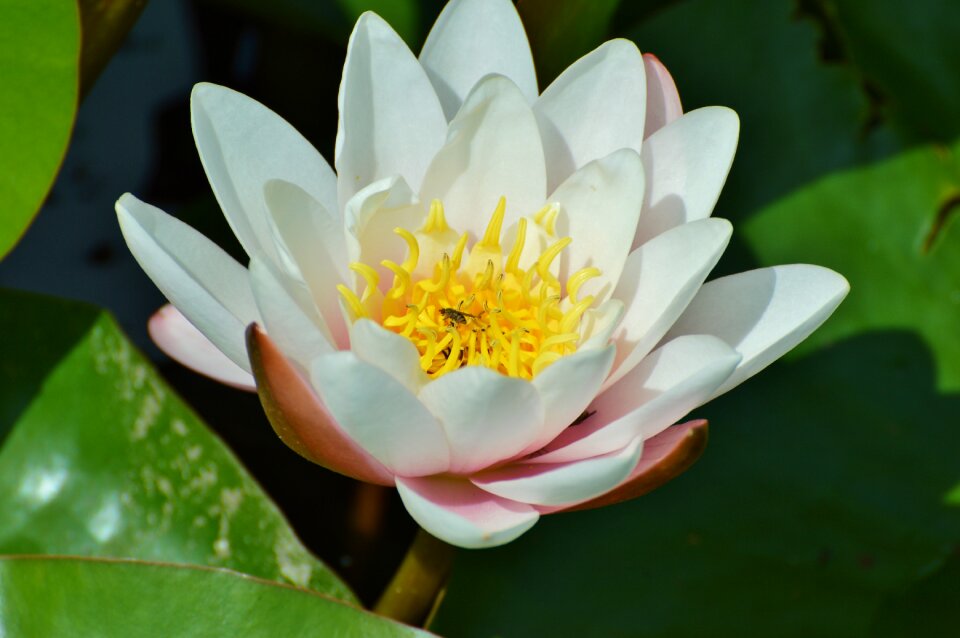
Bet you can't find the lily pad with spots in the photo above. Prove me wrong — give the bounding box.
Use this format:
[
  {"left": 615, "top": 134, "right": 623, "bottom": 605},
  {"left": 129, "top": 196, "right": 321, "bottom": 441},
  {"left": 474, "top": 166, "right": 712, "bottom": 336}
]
[{"left": 0, "top": 288, "right": 355, "bottom": 602}]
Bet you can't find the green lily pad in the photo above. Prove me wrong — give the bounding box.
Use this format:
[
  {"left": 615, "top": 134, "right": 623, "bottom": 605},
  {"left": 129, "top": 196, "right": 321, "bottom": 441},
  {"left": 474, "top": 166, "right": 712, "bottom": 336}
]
[
  {"left": 0, "top": 556, "right": 431, "bottom": 637},
  {"left": 434, "top": 331, "right": 960, "bottom": 636},
  {"left": 744, "top": 139, "right": 960, "bottom": 391},
  {"left": 0, "top": 1, "right": 80, "bottom": 259},
  {"left": 0, "top": 289, "right": 355, "bottom": 602},
  {"left": 517, "top": 0, "right": 623, "bottom": 87}
]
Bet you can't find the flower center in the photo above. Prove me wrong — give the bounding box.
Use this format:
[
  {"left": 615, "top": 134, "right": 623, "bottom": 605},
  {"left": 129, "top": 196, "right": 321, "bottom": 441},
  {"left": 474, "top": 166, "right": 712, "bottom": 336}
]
[{"left": 338, "top": 198, "right": 601, "bottom": 380}]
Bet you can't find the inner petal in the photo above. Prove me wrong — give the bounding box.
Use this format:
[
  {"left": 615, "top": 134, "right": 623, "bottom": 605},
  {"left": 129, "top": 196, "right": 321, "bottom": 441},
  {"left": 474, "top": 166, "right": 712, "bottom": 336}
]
[{"left": 338, "top": 197, "right": 603, "bottom": 380}]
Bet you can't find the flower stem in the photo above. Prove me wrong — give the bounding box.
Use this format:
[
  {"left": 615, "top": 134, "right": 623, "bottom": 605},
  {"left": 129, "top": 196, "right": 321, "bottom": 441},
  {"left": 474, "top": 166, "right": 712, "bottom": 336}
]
[{"left": 374, "top": 528, "right": 455, "bottom": 627}]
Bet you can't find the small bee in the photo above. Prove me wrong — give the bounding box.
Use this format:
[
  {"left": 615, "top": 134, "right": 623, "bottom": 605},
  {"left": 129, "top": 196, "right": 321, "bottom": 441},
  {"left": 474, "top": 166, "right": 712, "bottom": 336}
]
[
  {"left": 440, "top": 307, "right": 476, "bottom": 326},
  {"left": 440, "top": 300, "right": 478, "bottom": 326}
]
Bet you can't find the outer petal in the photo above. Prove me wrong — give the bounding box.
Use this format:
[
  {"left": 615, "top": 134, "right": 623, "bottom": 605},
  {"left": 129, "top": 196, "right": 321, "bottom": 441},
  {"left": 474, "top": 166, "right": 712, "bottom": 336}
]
[
  {"left": 663, "top": 264, "right": 850, "bottom": 399},
  {"left": 249, "top": 258, "right": 334, "bottom": 371},
  {"left": 191, "top": 83, "right": 337, "bottom": 264},
  {"left": 116, "top": 194, "right": 258, "bottom": 371},
  {"left": 551, "top": 148, "right": 645, "bottom": 301},
  {"left": 472, "top": 436, "right": 643, "bottom": 507},
  {"left": 350, "top": 319, "right": 427, "bottom": 393},
  {"left": 534, "top": 335, "right": 738, "bottom": 464},
  {"left": 521, "top": 346, "right": 616, "bottom": 454},
  {"left": 396, "top": 476, "right": 539, "bottom": 549},
  {"left": 606, "top": 218, "right": 732, "bottom": 389},
  {"left": 544, "top": 419, "right": 709, "bottom": 514},
  {"left": 336, "top": 12, "right": 447, "bottom": 207},
  {"left": 418, "top": 368, "right": 544, "bottom": 474},
  {"left": 263, "top": 180, "right": 349, "bottom": 348},
  {"left": 247, "top": 325, "right": 394, "bottom": 485},
  {"left": 534, "top": 39, "right": 646, "bottom": 191},
  {"left": 632, "top": 106, "right": 740, "bottom": 248},
  {"left": 310, "top": 351, "right": 450, "bottom": 477},
  {"left": 419, "top": 75, "right": 546, "bottom": 239},
  {"left": 148, "top": 305, "right": 255, "bottom": 391},
  {"left": 642, "top": 53, "right": 682, "bottom": 139},
  {"left": 419, "top": 0, "right": 537, "bottom": 120}
]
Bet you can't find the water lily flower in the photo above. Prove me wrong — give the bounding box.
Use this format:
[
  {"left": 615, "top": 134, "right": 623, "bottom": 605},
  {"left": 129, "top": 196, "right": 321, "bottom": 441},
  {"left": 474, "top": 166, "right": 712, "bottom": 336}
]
[{"left": 116, "top": 0, "right": 848, "bottom": 548}]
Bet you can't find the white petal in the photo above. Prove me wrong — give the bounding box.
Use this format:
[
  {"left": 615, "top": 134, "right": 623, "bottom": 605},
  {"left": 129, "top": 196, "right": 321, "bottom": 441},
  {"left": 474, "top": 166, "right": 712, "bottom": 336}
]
[
  {"left": 343, "top": 176, "right": 426, "bottom": 285},
  {"left": 420, "top": 75, "right": 546, "bottom": 239},
  {"left": 263, "top": 180, "right": 348, "bottom": 347},
  {"left": 471, "top": 436, "right": 643, "bottom": 507},
  {"left": 336, "top": 12, "right": 447, "bottom": 206},
  {"left": 116, "top": 194, "right": 258, "bottom": 371},
  {"left": 633, "top": 106, "right": 740, "bottom": 248},
  {"left": 419, "top": 0, "right": 537, "bottom": 120},
  {"left": 642, "top": 53, "right": 682, "bottom": 139},
  {"left": 148, "top": 305, "right": 255, "bottom": 391},
  {"left": 249, "top": 258, "right": 334, "bottom": 372},
  {"left": 523, "top": 346, "right": 615, "bottom": 454},
  {"left": 552, "top": 148, "right": 645, "bottom": 302},
  {"left": 535, "top": 335, "right": 739, "bottom": 464},
  {"left": 191, "top": 83, "right": 337, "bottom": 264},
  {"left": 605, "top": 218, "right": 732, "bottom": 390},
  {"left": 310, "top": 351, "right": 450, "bottom": 476},
  {"left": 418, "top": 367, "right": 544, "bottom": 474},
  {"left": 663, "top": 264, "right": 850, "bottom": 399},
  {"left": 350, "top": 319, "right": 427, "bottom": 393},
  {"left": 534, "top": 39, "right": 646, "bottom": 191},
  {"left": 396, "top": 476, "right": 539, "bottom": 549}
]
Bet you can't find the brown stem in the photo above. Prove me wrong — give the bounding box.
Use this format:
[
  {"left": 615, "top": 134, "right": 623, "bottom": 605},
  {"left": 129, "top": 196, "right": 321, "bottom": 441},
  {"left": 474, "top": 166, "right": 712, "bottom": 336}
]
[{"left": 374, "top": 528, "right": 456, "bottom": 628}]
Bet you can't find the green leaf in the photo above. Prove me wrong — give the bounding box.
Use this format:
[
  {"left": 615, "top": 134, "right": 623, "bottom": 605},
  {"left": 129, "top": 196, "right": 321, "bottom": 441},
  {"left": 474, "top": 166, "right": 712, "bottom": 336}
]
[
  {"left": 434, "top": 331, "right": 960, "bottom": 636},
  {"left": 0, "top": 289, "right": 355, "bottom": 602},
  {"left": 626, "top": 0, "right": 887, "bottom": 217},
  {"left": 743, "top": 139, "right": 960, "bottom": 391},
  {"left": 825, "top": 0, "right": 960, "bottom": 144},
  {"left": 518, "top": 0, "right": 623, "bottom": 88},
  {"left": 0, "top": 556, "right": 431, "bottom": 637},
  {"left": 0, "top": 1, "right": 80, "bottom": 258}
]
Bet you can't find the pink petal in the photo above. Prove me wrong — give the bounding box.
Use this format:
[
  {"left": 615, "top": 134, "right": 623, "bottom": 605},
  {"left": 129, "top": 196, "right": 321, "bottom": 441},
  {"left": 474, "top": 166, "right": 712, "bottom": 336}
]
[
  {"left": 471, "top": 437, "right": 643, "bottom": 507},
  {"left": 642, "top": 53, "right": 683, "bottom": 138},
  {"left": 396, "top": 476, "right": 539, "bottom": 549},
  {"left": 148, "top": 305, "right": 255, "bottom": 391},
  {"left": 246, "top": 324, "right": 394, "bottom": 486},
  {"left": 541, "top": 419, "right": 709, "bottom": 514}
]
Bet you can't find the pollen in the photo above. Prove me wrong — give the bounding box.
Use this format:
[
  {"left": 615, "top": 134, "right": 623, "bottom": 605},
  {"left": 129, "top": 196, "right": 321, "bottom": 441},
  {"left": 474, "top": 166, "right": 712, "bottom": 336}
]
[{"left": 339, "top": 197, "right": 600, "bottom": 380}]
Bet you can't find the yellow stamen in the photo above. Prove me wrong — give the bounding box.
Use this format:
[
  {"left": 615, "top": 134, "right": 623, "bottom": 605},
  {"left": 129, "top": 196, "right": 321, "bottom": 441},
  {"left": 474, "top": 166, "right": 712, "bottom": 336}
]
[
  {"left": 337, "top": 284, "right": 366, "bottom": 320},
  {"left": 479, "top": 197, "right": 506, "bottom": 248},
  {"left": 394, "top": 227, "right": 420, "bottom": 272},
  {"left": 349, "top": 263, "right": 380, "bottom": 303},
  {"left": 505, "top": 217, "right": 527, "bottom": 275},
  {"left": 341, "top": 197, "right": 602, "bottom": 380},
  {"left": 567, "top": 267, "right": 602, "bottom": 304}
]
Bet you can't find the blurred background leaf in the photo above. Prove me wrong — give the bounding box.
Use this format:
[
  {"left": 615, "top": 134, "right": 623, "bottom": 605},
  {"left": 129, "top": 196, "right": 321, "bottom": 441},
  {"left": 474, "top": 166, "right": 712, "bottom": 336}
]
[
  {"left": 744, "top": 139, "right": 960, "bottom": 389},
  {"left": 0, "top": 0, "right": 80, "bottom": 259},
  {"left": 818, "top": 0, "right": 960, "bottom": 144},
  {"left": 0, "top": 556, "right": 430, "bottom": 637},
  {"left": 0, "top": 289, "right": 354, "bottom": 602},
  {"left": 517, "top": 0, "right": 623, "bottom": 88}
]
